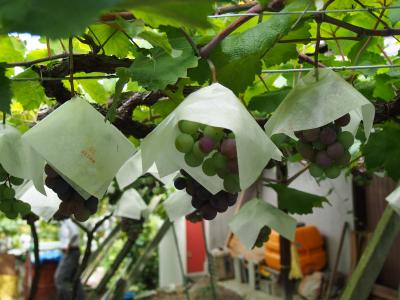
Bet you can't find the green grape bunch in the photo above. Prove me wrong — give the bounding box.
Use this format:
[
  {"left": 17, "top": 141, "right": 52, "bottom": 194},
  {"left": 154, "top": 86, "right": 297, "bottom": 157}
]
[
  {"left": 175, "top": 170, "right": 237, "bottom": 221},
  {"left": 0, "top": 164, "right": 31, "bottom": 219},
  {"left": 294, "top": 113, "right": 354, "bottom": 179},
  {"left": 175, "top": 120, "right": 240, "bottom": 193}
]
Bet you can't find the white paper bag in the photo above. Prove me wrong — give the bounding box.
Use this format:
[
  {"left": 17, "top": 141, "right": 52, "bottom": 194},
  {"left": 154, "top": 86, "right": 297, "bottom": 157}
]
[
  {"left": 114, "top": 188, "right": 147, "bottom": 220},
  {"left": 265, "top": 68, "right": 375, "bottom": 139},
  {"left": 23, "top": 97, "right": 135, "bottom": 199},
  {"left": 141, "top": 83, "right": 282, "bottom": 194}
]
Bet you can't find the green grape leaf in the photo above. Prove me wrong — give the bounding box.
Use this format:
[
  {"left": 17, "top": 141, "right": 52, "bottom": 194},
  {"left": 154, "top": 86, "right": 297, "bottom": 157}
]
[
  {"left": 389, "top": 0, "right": 400, "bottom": 25},
  {"left": 248, "top": 88, "right": 290, "bottom": 114},
  {"left": 0, "top": 35, "right": 25, "bottom": 62},
  {"left": 373, "top": 74, "right": 396, "bottom": 102},
  {"left": 106, "top": 68, "right": 130, "bottom": 122},
  {"left": 11, "top": 68, "right": 47, "bottom": 110},
  {"left": 0, "top": 0, "right": 122, "bottom": 38},
  {"left": 125, "top": 0, "right": 213, "bottom": 29},
  {"left": 263, "top": 43, "right": 298, "bottom": 67},
  {"left": 116, "top": 19, "right": 179, "bottom": 57},
  {"left": 77, "top": 73, "right": 108, "bottom": 104},
  {"left": 268, "top": 184, "right": 329, "bottom": 215},
  {"left": 210, "top": 0, "right": 311, "bottom": 94},
  {"left": 88, "top": 24, "right": 136, "bottom": 58},
  {"left": 129, "top": 29, "right": 198, "bottom": 90},
  {"left": 363, "top": 123, "right": 400, "bottom": 180},
  {"left": 0, "top": 64, "right": 12, "bottom": 113}
]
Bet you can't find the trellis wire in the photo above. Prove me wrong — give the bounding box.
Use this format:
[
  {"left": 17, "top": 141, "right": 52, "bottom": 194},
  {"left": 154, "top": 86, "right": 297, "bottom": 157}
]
[
  {"left": 8, "top": 64, "right": 400, "bottom": 82},
  {"left": 209, "top": 5, "right": 400, "bottom": 18},
  {"left": 261, "top": 64, "right": 400, "bottom": 73}
]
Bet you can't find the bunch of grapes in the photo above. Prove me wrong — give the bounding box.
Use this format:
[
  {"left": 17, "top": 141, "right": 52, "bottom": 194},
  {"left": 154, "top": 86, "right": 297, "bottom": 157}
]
[
  {"left": 253, "top": 226, "right": 271, "bottom": 248},
  {"left": 175, "top": 120, "right": 240, "bottom": 193},
  {"left": 44, "top": 165, "right": 99, "bottom": 222},
  {"left": 120, "top": 217, "right": 144, "bottom": 234},
  {"left": 174, "top": 170, "right": 237, "bottom": 221},
  {"left": 294, "top": 113, "right": 354, "bottom": 179},
  {"left": 0, "top": 164, "right": 31, "bottom": 219}
]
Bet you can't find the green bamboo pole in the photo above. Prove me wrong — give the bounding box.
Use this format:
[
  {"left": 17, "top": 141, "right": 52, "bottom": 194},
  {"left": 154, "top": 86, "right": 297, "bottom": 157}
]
[{"left": 341, "top": 205, "right": 400, "bottom": 300}]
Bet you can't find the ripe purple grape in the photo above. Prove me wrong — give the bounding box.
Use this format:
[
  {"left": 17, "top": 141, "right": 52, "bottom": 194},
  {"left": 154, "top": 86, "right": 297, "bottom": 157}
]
[
  {"left": 294, "top": 131, "right": 305, "bottom": 141},
  {"left": 220, "top": 139, "right": 237, "bottom": 159},
  {"left": 210, "top": 197, "right": 228, "bottom": 213},
  {"left": 85, "top": 197, "right": 99, "bottom": 214},
  {"left": 227, "top": 159, "right": 239, "bottom": 174},
  {"left": 315, "top": 151, "right": 333, "bottom": 168},
  {"left": 327, "top": 142, "right": 345, "bottom": 160},
  {"left": 192, "top": 197, "right": 207, "bottom": 209},
  {"left": 198, "top": 136, "right": 214, "bottom": 154},
  {"left": 44, "top": 164, "right": 58, "bottom": 179},
  {"left": 319, "top": 127, "right": 337, "bottom": 145},
  {"left": 302, "top": 128, "right": 320, "bottom": 142},
  {"left": 199, "top": 203, "right": 217, "bottom": 220},
  {"left": 335, "top": 113, "right": 350, "bottom": 127},
  {"left": 174, "top": 177, "right": 187, "bottom": 190}
]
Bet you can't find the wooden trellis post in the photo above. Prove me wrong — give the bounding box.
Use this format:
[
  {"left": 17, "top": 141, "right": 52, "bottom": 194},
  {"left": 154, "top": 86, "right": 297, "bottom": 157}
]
[{"left": 340, "top": 205, "right": 400, "bottom": 300}]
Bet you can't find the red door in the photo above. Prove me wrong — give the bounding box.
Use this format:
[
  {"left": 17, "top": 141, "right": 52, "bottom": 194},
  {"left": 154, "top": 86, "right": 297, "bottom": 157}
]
[{"left": 186, "top": 220, "right": 206, "bottom": 273}]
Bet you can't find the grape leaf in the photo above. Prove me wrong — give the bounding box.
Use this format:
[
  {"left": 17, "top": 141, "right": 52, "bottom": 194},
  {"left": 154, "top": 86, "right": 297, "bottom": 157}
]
[
  {"left": 129, "top": 29, "right": 198, "bottom": 90},
  {"left": 0, "top": 35, "right": 25, "bottom": 62},
  {"left": 210, "top": 0, "right": 311, "bottom": 94},
  {"left": 263, "top": 43, "right": 298, "bottom": 67},
  {"left": 106, "top": 68, "right": 130, "bottom": 122},
  {"left": 77, "top": 73, "right": 108, "bottom": 104},
  {"left": 0, "top": 0, "right": 122, "bottom": 38},
  {"left": 268, "top": 184, "right": 329, "bottom": 215},
  {"left": 373, "top": 74, "right": 395, "bottom": 102},
  {"left": 116, "top": 19, "right": 179, "bottom": 57},
  {"left": 248, "top": 88, "right": 290, "bottom": 114},
  {"left": 363, "top": 123, "right": 400, "bottom": 180},
  {"left": 11, "top": 68, "right": 47, "bottom": 110},
  {"left": 125, "top": 0, "right": 214, "bottom": 29},
  {"left": 89, "top": 24, "right": 136, "bottom": 58},
  {"left": 389, "top": 0, "right": 400, "bottom": 25},
  {"left": 0, "top": 64, "right": 12, "bottom": 113}
]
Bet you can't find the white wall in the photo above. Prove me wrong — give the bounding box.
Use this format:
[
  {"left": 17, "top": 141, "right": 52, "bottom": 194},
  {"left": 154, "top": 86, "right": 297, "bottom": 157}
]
[
  {"left": 262, "top": 164, "right": 354, "bottom": 274},
  {"left": 158, "top": 217, "right": 187, "bottom": 287}
]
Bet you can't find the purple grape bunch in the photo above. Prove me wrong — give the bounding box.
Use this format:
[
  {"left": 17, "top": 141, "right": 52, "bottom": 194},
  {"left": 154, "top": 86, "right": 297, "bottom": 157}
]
[
  {"left": 294, "top": 113, "right": 354, "bottom": 179},
  {"left": 174, "top": 170, "right": 238, "bottom": 221},
  {"left": 175, "top": 120, "right": 240, "bottom": 193},
  {"left": 45, "top": 165, "right": 99, "bottom": 221}
]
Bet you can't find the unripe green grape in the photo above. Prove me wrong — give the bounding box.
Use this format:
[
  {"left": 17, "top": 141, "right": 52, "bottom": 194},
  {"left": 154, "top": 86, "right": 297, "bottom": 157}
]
[
  {"left": 212, "top": 152, "right": 227, "bottom": 171},
  {"left": 216, "top": 167, "right": 229, "bottom": 179},
  {"left": 337, "top": 131, "right": 354, "bottom": 149},
  {"left": 325, "top": 165, "right": 342, "bottom": 179},
  {"left": 223, "top": 174, "right": 240, "bottom": 193},
  {"left": 184, "top": 152, "right": 203, "bottom": 167},
  {"left": 0, "top": 172, "right": 7, "bottom": 182},
  {"left": 309, "top": 164, "right": 324, "bottom": 178},
  {"left": 337, "top": 151, "right": 351, "bottom": 166},
  {"left": 0, "top": 199, "right": 12, "bottom": 213},
  {"left": 15, "top": 200, "right": 31, "bottom": 216},
  {"left": 175, "top": 133, "right": 194, "bottom": 153},
  {"left": 192, "top": 142, "right": 207, "bottom": 159},
  {"left": 203, "top": 126, "right": 224, "bottom": 143},
  {"left": 202, "top": 158, "right": 217, "bottom": 176},
  {"left": 10, "top": 177, "right": 24, "bottom": 186},
  {"left": 6, "top": 209, "right": 18, "bottom": 220},
  {"left": 2, "top": 186, "right": 15, "bottom": 200},
  {"left": 227, "top": 132, "right": 235, "bottom": 139},
  {"left": 178, "top": 120, "right": 201, "bottom": 135},
  {"left": 296, "top": 142, "right": 315, "bottom": 160}
]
